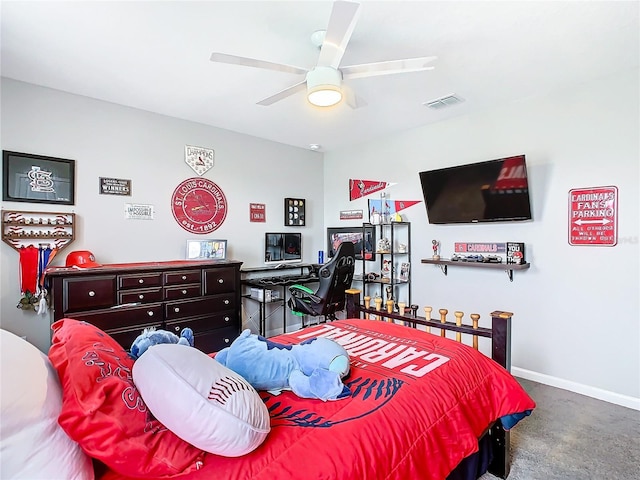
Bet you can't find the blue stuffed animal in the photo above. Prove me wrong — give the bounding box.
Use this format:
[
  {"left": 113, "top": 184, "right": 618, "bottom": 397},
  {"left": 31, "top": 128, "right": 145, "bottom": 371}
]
[
  {"left": 130, "top": 326, "right": 195, "bottom": 359},
  {"left": 214, "top": 329, "right": 351, "bottom": 401}
]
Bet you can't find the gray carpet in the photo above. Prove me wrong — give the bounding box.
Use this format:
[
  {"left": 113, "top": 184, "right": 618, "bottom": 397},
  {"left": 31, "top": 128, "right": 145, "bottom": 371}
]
[{"left": 480, "top": 379, "right": 640, "bottom": 480}]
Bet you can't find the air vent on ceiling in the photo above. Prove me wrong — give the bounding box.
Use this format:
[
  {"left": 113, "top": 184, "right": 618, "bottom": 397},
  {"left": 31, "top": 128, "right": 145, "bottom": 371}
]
[{"left": 423, "top": 94, "right": 464, "bottom": 110}]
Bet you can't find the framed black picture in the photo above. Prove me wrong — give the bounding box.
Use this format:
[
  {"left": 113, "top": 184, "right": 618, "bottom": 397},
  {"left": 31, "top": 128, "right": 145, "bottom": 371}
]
[
  {"left": 327, "top": 225, "right": 376, "bottom": 261},
  {"left": 284, "top": 197, "right": 305, "bottom": 226},
  {"left": 2, "top": 150, "right": 75, "bottom": 205}
]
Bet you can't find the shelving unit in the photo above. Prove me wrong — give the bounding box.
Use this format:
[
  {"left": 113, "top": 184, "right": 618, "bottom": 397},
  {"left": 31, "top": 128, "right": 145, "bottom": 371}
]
[
  {"left": 1, "top": 209, "right": 76, "bottom": 253},
  {"left": 421, "top": 257, "right": 530, "bottom": 282},
  {"left": 357, "top": 221, "right": 412, "bottom": 310}
]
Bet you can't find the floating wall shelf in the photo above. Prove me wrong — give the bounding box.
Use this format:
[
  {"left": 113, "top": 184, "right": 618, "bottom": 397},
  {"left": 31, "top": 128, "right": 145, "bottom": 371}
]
[{"left": 421, "top": 258, "right": 530, "bottom": 282}]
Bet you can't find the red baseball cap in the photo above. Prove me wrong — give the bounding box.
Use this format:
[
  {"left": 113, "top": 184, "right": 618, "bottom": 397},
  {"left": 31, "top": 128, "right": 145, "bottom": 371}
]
[{"left": 65, "top": 250, "right": 102, "bottom": 268}]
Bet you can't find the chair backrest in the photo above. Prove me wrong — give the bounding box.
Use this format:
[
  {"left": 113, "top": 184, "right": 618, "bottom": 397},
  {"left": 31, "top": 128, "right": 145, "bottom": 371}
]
[{"left": 314, "top": 241, "right": 356, "bottom": 316}]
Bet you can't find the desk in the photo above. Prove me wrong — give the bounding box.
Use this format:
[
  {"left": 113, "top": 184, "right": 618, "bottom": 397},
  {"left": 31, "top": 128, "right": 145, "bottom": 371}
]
[{"left": 241, "top": 264, "right": 320, "bottom": 336}]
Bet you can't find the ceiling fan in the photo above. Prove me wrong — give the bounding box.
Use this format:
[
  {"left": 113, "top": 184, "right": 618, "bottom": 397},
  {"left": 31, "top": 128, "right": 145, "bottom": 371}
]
[{"left": 209, "top": 1, "right": 436, "bottom": 108}]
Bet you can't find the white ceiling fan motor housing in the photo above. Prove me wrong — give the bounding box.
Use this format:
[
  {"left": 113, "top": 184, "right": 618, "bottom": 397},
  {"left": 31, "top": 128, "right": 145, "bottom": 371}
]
[{"left": 306, "top": 67, "right": 343, "bottom": 107}]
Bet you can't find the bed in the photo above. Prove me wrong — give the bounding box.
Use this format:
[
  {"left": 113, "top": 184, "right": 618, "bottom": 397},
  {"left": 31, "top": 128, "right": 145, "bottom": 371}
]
[{"left": 1, "top": 290, "right": 534, "bottom": 480}]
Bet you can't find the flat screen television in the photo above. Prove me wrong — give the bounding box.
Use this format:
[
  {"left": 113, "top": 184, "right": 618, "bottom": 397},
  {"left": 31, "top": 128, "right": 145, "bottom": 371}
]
[
  {"left": 419, "top": 155, "right": 533, "bottom": 224},
  {"left": 264, "top": 232, "right": 302, "bottom": 265},
  {"left": 327, "top": 226, "right": 375, "bottom": 261}
]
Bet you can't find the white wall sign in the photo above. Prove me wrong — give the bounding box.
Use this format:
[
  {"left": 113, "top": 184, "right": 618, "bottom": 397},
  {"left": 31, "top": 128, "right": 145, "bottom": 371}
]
[
  {"left": 124, "top": 203, "right": 154, "bottom": 220},
  {"left": 185, "top": 145, "right": 214, "bottom": 176}
]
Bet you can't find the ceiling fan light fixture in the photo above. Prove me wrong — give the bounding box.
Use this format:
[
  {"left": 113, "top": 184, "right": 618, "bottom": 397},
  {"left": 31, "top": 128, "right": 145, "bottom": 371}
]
[
  {"left": 308, "top": 87, "right": 342, "bottom": 107},
  {"left": 306, "top": 67, "right": 343, "bottom": 107}
]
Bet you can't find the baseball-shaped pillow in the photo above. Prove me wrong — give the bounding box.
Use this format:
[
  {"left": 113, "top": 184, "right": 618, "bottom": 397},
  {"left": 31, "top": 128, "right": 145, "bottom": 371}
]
[{"left": 132, "top": 344, "right": 270, "bottom": 457}]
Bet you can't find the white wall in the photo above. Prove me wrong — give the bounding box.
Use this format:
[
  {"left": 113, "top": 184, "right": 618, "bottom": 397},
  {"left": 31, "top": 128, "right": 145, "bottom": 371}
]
[
  {"left": 0, "top": 78, "right": 324, "bottom": 351},
  {"left": 323, "top": 69, "right": 639, "bottom": 408},
  {"left": 2, "top": 70, "right": 638, "bottom": 409}
]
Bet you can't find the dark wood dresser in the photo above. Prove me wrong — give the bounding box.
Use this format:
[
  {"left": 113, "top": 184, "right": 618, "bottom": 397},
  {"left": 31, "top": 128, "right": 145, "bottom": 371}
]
[{"left": 45, "top": 259, "right": 242, "bottom": 353}]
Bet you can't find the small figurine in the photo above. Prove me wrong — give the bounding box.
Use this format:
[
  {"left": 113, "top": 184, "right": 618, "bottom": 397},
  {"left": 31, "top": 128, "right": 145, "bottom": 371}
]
[
  {"left": 385, "top": 285, "right": 393, "bottom": 301},
  {"left": 377, "top": 237, "right": 391, "bottom": 253},
  {"left": 432, "top": 240, "right": 440, "bottom": 260}
]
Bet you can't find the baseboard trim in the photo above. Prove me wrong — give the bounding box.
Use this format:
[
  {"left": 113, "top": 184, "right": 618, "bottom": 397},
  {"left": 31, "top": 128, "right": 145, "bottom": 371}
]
[{"left": 512, "top": 367, "right": 640, "bottom": 411}]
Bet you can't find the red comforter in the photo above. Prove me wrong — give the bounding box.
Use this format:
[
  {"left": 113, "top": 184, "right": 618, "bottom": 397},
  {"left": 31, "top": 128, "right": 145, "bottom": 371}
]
[{"left": 99, "top": 319, "right": 535, "bottom": 480}]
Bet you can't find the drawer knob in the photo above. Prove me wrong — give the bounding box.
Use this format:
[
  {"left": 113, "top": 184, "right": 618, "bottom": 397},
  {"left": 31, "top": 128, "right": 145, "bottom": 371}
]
[
  {"left": 218, "top": 278, "right": 224, "bottom": 284},
  {"left": 174, "top": 326, "right": 180, "bottom": 332},
  {"left": 224, "top": 338, "right": 230, "bottom": 344},
  {"left": 182, "top": 289, "right": 187, "bottom": 295},
  {"left": 147, "top": 311, "right": 154, "bottom": 317},
  {"left": 224, "top": 299, "right": 230, "bottom": 305},
  {"left": 139, "top": 279, "right": 144, "bottom": 284},
  {"left": 181, "top": 275, "right": 187, "bottom": 280},
  {"left": 174, "top": 307, "right": 180, "bottom": 313},
  {"left": 224, "top": 316, "right": 230, "bottom": 322},
  {"left": 138, "top": 294, "right": 144, "bottom": 300},
  {"left": 88, "top": 291, "right": 95, "bottom": 297}
]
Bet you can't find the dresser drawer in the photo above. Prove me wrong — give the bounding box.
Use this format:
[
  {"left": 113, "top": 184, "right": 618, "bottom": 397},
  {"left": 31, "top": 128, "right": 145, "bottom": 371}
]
[
  {"left": 203, "top": 267, "right": 237, "bottom": 295},
  {"left": 118, "top": 287, "right": 163, "bottom": 304},
  {"left": 65, "top": 303, "right": 163, "bottom": 332},
  {"left": 194, "top": 326, "right": 239, "bottom": 354},
  {"left": 165, "top": 294, "right": 235, "bottom": 321},
  {"left": 118, "top": 272, "right": 162, "bottom": 290},
  {"left": 165, "top": 311, "right": 235, "bottom": 337},
  {"left": 63, "top": 275, "right": 116, "bottom": 313},
  {"left": 164, "top": 284, "right": 201, "bottom": 300},
  {"left": 164, "top": 270, "right": 201, "bottom": 286}
]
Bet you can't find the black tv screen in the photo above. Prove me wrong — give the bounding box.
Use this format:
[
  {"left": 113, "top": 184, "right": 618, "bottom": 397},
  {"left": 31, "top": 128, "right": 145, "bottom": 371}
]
[{"left": 419, "top": 155, "right": 532, "bottom": 224}]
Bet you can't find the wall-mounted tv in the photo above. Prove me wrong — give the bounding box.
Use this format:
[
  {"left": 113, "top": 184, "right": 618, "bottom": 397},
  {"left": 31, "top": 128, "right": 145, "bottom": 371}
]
[
  {"left": 419, "top": 155, "right": 533, "bottom": 224},
  {"left": 264, "top": 232, "right": 302, "bottom": 265}
]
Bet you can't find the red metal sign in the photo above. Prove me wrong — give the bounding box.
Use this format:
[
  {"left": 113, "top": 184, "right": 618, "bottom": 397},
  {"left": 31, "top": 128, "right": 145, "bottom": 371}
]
[
  {"left": 171, "top": 178, "right": 227, "bottom": 234},
  {"left": 454, "top": 242, "right": 506, "bottom": 254},
  {"left": 250, "top": 203, "right": 266, "bottom": 222},
  {"left": 569, "top": 186, "right": 617, "bottom": 246}
]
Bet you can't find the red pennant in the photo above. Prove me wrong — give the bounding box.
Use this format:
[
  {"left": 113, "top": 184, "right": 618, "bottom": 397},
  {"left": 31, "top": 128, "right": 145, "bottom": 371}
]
[
  {"left": 349, "top": 179, "right": 395, "bottom": 201},
  {"left": 393, "top": 200, "right": 421, "bottom": 212}
]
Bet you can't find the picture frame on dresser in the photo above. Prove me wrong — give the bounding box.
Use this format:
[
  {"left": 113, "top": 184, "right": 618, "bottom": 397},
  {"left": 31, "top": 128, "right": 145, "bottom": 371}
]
[
  {"left": 186, "top": 239, "right": 227, "bottom": 260},
  {"left": 2, "top": 150, "right": 75, "bottom": 205}
]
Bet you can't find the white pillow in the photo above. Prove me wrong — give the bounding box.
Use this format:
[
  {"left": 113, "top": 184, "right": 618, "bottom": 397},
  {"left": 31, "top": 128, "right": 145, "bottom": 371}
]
[
  {"left": 0, "top": 329, "right": 94, "bottom": 480},
  {"left": 132, "top": 344, "right": 270, "bottom": 457}
]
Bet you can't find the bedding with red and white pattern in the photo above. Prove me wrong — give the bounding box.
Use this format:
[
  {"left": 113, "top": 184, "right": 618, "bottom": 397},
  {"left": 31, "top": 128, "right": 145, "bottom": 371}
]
[{"left": 98, "top": 319, "right": 535, "bottom": 480}]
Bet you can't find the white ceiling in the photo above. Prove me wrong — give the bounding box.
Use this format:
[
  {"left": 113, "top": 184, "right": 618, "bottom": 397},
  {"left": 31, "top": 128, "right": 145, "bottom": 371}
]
[{"left": 1, "top": 1, "right": 638, "bottom": 152}]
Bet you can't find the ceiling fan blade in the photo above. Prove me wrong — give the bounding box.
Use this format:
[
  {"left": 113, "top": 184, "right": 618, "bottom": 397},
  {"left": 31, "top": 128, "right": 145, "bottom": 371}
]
[
  {"left": 317, "top": 1, "right": 361, "bottom": 69},
  {"left": 341, "top": 56, "right": 437, "bottom": 80},
  {"left": 210, "top": 52, "right": 308, "bottom": 76},
  {"left": 343, "top": 84, "right": 367, "bottom": 109},
  {"left": 256, "top": 80, "right": 307, "bottom": 106}
]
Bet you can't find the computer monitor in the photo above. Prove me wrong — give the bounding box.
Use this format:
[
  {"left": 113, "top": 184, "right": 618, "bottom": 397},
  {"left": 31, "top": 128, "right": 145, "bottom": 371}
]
[{"left": 264, "top": 232, "right": 302, "bottom": 265}]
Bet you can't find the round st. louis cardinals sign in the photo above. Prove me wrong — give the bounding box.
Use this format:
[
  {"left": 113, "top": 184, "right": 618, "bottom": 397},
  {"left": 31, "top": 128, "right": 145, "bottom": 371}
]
[{"left": 171, "top": 178, "right": 228, "bottom": 234}]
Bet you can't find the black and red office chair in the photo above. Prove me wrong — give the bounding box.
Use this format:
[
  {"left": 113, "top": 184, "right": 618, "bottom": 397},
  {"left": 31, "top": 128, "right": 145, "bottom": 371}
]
[{"left": 288, "top": 241, "right": 355, "bottom": 322}]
